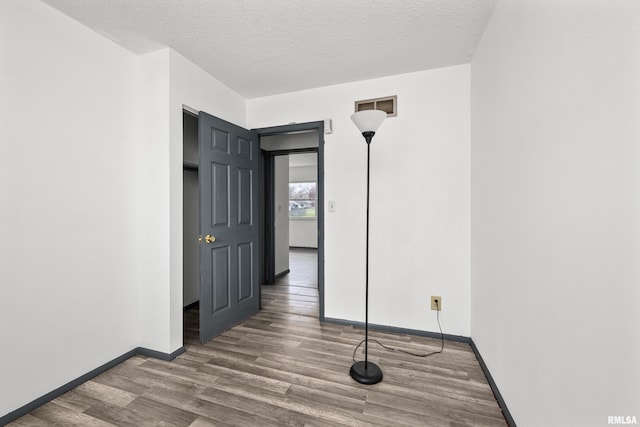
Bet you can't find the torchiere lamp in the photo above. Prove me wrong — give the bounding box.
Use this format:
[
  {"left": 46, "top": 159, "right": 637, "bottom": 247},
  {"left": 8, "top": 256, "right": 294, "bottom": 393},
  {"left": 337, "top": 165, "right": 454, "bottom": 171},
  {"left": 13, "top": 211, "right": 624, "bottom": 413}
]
[{"left": 349, "top": 109, "right": 387, "bottom": 385}]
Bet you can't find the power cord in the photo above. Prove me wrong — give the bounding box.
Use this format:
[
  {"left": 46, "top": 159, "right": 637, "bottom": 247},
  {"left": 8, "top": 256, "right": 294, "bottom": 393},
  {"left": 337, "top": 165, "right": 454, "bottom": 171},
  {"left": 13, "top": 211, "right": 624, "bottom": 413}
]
[{"left": 352, "top": 300, "right": 444, "bottom": 362}]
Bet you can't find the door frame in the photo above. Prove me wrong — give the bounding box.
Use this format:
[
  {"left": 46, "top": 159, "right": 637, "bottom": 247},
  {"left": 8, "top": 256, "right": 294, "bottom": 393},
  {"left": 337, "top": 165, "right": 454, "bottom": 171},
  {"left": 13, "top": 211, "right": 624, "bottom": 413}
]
[{"left": 255, "top": 121, "right": 325, "bottom": 321}]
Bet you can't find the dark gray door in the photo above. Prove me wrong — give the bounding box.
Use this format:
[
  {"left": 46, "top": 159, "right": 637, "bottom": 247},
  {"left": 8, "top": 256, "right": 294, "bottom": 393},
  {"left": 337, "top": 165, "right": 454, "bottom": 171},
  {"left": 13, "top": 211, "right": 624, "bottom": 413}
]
[{"left": 198, "top": 111, "right": 259, "bottom": 343}]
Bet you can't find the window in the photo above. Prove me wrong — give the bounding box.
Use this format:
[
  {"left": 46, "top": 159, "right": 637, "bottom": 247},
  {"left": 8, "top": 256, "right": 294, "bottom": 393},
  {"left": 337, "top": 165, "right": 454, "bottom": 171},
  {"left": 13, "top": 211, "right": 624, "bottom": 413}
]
[{"left": 289, "top": 182, "right": 317, "bottom": 218}]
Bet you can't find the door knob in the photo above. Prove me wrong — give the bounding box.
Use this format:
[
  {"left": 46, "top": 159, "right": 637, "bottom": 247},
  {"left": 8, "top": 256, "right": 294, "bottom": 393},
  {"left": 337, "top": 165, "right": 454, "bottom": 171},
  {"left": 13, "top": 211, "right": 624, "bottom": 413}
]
[{"left": 205, "top": 234, "right": 216, "bottom": 244}]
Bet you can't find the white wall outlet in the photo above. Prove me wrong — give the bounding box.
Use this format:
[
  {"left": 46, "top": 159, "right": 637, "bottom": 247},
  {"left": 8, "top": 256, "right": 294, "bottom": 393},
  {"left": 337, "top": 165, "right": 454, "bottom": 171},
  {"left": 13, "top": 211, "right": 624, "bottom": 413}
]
[
  {"left": 431, "top": 296, "right": 442, "bottom": 311},
  {"left": 328, "top": 200, "right": 336, "bottom": 212}
]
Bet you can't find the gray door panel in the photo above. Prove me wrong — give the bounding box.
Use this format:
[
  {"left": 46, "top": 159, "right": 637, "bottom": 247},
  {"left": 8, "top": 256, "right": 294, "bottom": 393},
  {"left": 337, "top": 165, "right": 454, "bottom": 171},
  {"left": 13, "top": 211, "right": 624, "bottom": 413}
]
[{"left": 199, "top": 111, "right": 259, "bottom": 343}]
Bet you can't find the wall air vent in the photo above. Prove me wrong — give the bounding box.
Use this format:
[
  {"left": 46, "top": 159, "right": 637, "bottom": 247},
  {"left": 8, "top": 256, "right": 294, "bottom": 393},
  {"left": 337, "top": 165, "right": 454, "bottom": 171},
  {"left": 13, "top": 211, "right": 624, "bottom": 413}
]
[{"left": 355, "top": 95, "right": 397, "bottom": 117}]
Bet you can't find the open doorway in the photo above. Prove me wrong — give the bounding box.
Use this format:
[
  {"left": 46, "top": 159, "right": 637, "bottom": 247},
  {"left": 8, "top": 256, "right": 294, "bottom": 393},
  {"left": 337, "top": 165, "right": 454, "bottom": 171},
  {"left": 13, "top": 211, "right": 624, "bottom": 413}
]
[
  {"left": 261, "top": 150, "right": 320, "bottom": 318},
  {"left": 258, "top": 122, "right": 325, "bottom": 320},
  {"left": 287, "top": 152, "right": 319, "bottom": 295},
  {"left": 182, "top": 110, "right": 200, "bottom": 344},
  {"left": 269, "top": 152, "right": 319, "bottom": 314}
]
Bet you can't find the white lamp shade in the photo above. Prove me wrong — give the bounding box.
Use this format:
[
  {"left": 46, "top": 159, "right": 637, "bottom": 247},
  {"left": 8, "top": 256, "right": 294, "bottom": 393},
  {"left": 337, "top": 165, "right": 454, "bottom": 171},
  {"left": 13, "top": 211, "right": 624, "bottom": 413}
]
[{"left": 351, "top": 110, "right": 387, "bottom": 133}]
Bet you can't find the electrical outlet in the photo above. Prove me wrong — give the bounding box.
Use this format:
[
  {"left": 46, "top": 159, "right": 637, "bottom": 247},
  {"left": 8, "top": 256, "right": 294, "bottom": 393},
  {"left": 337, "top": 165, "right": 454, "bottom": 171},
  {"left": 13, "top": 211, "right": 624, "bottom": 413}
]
[{"left": 431, "top": 296, "right": 442, "bottom": 311}]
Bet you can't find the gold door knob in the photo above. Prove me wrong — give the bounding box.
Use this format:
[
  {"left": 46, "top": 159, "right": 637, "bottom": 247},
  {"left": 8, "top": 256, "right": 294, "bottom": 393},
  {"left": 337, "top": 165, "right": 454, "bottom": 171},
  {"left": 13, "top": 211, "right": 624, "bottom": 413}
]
[{"left": 205, "top": 234, "right": 216, "bottom": 244}]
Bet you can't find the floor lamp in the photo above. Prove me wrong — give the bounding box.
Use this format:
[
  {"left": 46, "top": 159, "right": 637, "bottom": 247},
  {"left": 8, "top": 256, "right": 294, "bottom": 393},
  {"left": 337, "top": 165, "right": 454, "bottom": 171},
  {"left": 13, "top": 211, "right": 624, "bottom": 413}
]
[{"left": 349, "top": 109, "right": 387, "bottom": 385}]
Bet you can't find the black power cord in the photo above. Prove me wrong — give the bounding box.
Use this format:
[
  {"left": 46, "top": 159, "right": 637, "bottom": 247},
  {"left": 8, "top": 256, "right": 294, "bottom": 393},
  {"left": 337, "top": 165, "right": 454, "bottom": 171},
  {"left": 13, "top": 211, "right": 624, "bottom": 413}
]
[{"left": 352, "top": 300, "right": 444, "bottom": 362}]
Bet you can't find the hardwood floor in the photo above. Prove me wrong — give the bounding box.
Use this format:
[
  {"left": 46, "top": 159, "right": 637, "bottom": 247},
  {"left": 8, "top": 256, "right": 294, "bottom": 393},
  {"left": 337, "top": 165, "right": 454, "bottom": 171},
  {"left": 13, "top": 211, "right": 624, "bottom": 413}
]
[
  {"left": 275, "top": 248, "right": 318, "bottom": 290},
  {"left": 9, "top": 249, "right": 506, "bottom": 426}
]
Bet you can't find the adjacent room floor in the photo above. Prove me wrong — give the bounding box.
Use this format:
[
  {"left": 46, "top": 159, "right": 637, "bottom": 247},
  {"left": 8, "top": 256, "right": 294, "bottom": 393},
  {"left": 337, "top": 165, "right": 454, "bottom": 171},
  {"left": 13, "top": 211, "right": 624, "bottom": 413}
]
[
  {"left": 9, "top": 249, "right": 506, "bottom": 426},
  {"left": 277, "top": 248, "right": 318, "bottom": 288}
]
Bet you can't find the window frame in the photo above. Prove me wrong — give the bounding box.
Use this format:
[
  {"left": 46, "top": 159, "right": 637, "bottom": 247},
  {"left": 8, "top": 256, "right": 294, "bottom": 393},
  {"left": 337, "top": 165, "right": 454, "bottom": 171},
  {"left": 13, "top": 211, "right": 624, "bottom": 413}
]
[{"left": 288, "top": 180, "right": 318, "bottom": 220}]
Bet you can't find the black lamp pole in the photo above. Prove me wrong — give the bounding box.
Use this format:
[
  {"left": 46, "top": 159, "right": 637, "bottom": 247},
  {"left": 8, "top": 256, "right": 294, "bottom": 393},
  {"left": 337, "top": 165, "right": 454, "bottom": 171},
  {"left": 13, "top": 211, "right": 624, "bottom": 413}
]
[{"left": 349, "top": 130, "right": 383, "bottom": 385}]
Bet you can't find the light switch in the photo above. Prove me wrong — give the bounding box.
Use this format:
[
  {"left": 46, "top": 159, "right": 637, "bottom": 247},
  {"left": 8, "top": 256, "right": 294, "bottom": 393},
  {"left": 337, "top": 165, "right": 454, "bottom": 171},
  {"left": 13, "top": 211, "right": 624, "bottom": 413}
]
[{"left": 328, "top": 200, "right": 336, "bottom": 212}]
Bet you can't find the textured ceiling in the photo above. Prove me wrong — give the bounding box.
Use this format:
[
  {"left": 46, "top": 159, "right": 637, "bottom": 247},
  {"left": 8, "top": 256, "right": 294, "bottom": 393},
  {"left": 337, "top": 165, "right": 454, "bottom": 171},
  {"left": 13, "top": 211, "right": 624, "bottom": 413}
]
[{"left": 40, "top": 0, "right": 497, "bottom": 98}]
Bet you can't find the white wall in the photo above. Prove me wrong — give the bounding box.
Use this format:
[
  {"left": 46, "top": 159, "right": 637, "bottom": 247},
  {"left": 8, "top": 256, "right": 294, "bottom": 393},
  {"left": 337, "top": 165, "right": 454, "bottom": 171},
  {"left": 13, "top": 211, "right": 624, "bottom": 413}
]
[
  {"left": 290, "top": 164, "right": 318, "bottom": 248},
  {"left": 274, "top": 156, "right": 290, "bottom": 275},
  {"left": 138, "top": 48, "right": 171, "bottom": 353},
  {"left": 0, "top": 4, "right": 249, "bottom": 413},
  {"left": 470, "top": 1, "right": 640, "bottom": 425},
  {"left": 0, "top": 0, "right": 139, "bottom": 416},
  {"left": 248, "top": 65, "right": 471, "bottom": 336}
]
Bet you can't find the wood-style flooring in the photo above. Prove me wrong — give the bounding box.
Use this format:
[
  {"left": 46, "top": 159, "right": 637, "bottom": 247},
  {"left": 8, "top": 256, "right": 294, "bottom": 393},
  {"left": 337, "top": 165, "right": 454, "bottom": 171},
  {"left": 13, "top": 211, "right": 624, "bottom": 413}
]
[
  {"left": 274, "top": 248, "right": 318, "bottom": 290},
  {"left": 9, "top": 249, "right": 506, "bottom": 426}
]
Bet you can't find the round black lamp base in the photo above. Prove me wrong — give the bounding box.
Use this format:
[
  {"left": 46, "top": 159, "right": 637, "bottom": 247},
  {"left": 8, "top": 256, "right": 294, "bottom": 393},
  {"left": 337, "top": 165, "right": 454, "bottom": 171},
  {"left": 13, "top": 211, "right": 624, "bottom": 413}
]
[{"left": 350, "top": 361, "right": 383, "bottom": 385}]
